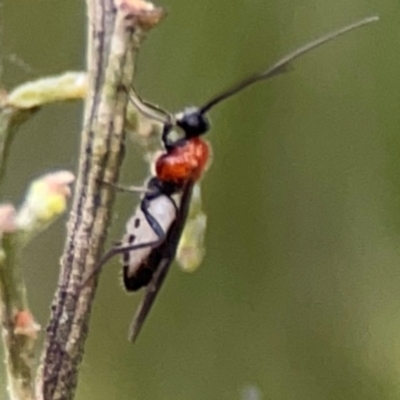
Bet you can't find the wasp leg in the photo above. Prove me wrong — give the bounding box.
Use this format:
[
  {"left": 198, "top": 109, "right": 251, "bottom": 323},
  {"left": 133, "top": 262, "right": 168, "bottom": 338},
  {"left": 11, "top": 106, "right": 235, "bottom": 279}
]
[
  {"left": 161, "top": 122, "right": 174, "bottom": 151},
  {"left": 139, "top": 193, "right": 176, "bottom": 241},
  {"left": 128, "top": 85, "right": 171, "bottom": 125},
  {"left": 100, "top": 178, "right": 152, "bottom": 194},
  {"left": 80, "top": 236, "right": 166, "bottom": 290},
  {"left": 81, "top": 198, "right": 170, "bottom": 289}
]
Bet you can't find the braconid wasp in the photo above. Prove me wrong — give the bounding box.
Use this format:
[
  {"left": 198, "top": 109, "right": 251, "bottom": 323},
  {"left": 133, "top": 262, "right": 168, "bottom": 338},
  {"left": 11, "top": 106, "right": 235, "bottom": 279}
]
[{"left": 89, "top": 16, "right": 378, "bottom": 342}]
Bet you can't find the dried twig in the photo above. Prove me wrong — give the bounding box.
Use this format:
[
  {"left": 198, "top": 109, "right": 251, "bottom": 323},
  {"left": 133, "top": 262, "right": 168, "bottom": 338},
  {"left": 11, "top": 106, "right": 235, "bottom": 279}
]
[{"left": 34, "top": 1, "right": 164, "bottom": 399}]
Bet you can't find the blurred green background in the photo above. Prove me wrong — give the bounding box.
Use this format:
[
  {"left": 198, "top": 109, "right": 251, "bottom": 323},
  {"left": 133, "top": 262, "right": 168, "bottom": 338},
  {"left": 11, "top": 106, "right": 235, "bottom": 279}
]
[{"left": 0, "top": 0, "right": 398, "bottom": 399}]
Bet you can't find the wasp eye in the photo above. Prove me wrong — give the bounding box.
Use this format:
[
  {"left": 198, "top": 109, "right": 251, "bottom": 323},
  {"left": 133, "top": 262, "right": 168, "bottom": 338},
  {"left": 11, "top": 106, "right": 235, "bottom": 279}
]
[{"left": 176, "top": 107, "right": 210, "bottom": 137}]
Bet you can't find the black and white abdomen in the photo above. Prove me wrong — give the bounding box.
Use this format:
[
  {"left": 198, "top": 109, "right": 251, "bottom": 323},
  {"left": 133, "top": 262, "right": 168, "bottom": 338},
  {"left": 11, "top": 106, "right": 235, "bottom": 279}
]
[{"left": 122, "top": 194, "right": 178, "bottom": 291}]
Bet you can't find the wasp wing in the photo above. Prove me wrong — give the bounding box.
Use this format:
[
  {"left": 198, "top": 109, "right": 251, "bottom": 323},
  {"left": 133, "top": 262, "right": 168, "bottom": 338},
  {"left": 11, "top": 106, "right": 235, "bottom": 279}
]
[{"left": 128, "top": 182, "right": 195, "bottom": 342}]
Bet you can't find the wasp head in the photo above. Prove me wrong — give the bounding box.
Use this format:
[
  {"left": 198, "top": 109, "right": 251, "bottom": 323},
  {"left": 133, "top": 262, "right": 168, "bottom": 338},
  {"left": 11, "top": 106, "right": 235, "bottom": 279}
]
[{"left": 175, "top": 107, "right": 210, "bottom": 138}]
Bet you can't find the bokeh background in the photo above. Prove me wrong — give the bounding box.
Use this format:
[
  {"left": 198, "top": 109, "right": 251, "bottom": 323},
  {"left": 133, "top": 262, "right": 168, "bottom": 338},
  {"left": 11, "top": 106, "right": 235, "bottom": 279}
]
[{"left": 0, "top": 0, "right": 398, "bottom": 399}]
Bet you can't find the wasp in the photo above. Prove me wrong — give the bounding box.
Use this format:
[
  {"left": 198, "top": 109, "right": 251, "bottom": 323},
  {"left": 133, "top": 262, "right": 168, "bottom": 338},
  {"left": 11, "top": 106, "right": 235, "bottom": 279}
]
[{"left": 90, "top": 16, "right": 378, "bottom": 342}]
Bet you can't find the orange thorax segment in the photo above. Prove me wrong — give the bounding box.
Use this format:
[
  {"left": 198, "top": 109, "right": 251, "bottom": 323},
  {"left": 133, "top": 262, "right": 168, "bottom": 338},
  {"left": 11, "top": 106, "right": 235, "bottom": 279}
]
[{"left": 155, "top": 138, "right": 210, "bottom": 184}]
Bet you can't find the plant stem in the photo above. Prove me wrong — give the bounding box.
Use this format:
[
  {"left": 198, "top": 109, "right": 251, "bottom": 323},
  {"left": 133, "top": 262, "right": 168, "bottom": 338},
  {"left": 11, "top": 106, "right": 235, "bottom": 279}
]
[{"left": 35, "top": 1, "right": 165, "bottom": 399}]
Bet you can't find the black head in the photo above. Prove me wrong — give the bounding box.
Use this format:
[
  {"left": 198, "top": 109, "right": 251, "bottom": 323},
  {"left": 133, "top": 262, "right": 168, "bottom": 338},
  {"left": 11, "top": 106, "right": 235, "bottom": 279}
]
[{"left": 175, "top": 107, "right": 210, "bottom": 138}]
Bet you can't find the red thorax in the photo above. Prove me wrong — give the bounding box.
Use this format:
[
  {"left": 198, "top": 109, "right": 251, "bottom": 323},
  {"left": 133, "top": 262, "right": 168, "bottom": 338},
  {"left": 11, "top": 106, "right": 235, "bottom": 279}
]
[{"left": 155, "top": 137, "right": 211, "bottom": 185}]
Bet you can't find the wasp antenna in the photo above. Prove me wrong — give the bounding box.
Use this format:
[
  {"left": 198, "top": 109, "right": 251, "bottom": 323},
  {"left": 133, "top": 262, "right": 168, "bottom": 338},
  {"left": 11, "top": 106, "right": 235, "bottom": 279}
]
[
  {"left": 199, "top": 15, "right": 379, "bottom": 114},
  {"left": 129, "top": 85, "right": 173, "bottom": 124}
]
